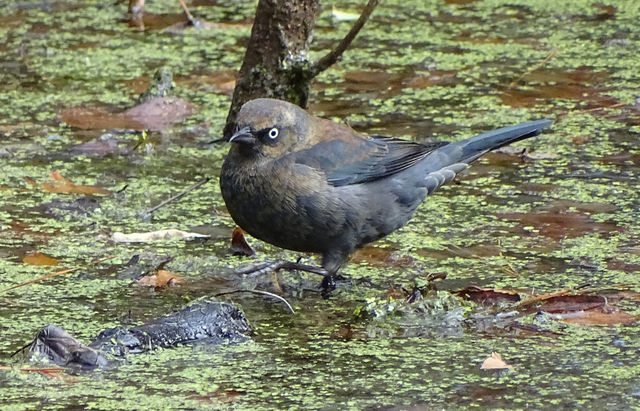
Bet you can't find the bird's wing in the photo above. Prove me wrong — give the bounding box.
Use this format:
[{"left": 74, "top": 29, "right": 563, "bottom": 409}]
[{"left": 292, "top": 132, "right": 448, "bottom": 187}]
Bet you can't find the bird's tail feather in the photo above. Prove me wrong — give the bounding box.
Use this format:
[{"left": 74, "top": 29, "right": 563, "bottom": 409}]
[
  {"left": 460, "top": 119, "right": 552, "bottom": 162},
  {"left": 416, "top": 119, "right": 552, "bottom": 179}
]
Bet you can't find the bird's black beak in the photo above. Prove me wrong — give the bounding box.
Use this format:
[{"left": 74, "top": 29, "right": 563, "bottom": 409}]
[{"left": 228, "top": 126, "right": 256, "bottom": 145}]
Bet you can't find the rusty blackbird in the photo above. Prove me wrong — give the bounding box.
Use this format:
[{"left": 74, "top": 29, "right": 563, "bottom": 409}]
[{"left": 220, "top": 98, "right": 551, "bottom": 287}]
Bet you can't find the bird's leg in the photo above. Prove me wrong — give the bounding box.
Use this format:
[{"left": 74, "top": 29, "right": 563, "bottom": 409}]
[
  {"left": 235, "top": 259, "right": 328, "bottom": 278},
  {"left": 234, "top": 251, "right": 348, "bottom": 296},
  {"left": 275, "top": 260, "right": 329, "bottom": 276},
  {"left": 319, "top": 250, "right": 349, "bottom": 297}
]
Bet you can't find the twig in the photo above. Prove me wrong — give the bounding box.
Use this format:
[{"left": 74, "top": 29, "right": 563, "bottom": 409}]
[
  {"left": 516, "top": 288, "right": 573, "bottom": 309},
  {"left": 508, "top": 47, "right": 559, "bottom": 89},
  {"left": 215, "top": 289, "right": 296, "bottom": 314},
  {"left": 558, "top": 102, "right": 627, "bottom": 120},
  {"left": 176, "top": 0, "right": 197, "bottom": 24},
  {"left": 0, "top": 256, "right": 114, "bottom": 294},
  {"left": 141, "top": 177, "right": 210, "bottom": 219},
  {"left": 311, "top": 0, "right": 380, "bottom": 77},
  {"left": 498, "top": 239, "right": 519, "bottom": 276}
]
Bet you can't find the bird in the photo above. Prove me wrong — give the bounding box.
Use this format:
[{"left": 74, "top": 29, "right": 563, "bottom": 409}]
[{"left": 220, "top": 98, "right": 552, "bottom": 290}]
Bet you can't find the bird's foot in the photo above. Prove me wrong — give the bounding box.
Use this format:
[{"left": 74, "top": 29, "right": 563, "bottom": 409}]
[
  {"left": 235, "top": 260, "right": 345, "bottom": 297},
  {"left": 235, "top": 259, "right": 328, "bottom": 277},
  {"left": 320, "top": 274, "right": 339, "bottom": 298}
]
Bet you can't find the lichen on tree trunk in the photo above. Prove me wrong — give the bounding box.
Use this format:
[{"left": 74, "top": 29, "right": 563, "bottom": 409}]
[
  {"left": 224, "top": 0, "right": 321, "bottom": 137},
  {"left": 224, "top": 0, "right": 379, "bottom": 137}
]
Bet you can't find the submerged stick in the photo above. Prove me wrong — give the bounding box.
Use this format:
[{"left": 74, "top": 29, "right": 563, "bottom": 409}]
[
  {"left": 141, "top": 177, "right": 210, "bottom": 219},
  {"left": 215, "top": 289, "right": 296, "bottom": 314},
  {"left": 176, "top": 0, "right": 198, "bottom": 25},
  {"left": 508, "top": 47, "right": 559, "bottom": 89},
  {"left": 559, "top": 102, "right": 627, "bottom": 120}
]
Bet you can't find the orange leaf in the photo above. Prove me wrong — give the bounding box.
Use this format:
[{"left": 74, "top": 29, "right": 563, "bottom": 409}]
[
  {"left": 22, "top": 252, "right": 59, "bottom": 266},
  {"left": 557, "top": 308, "right": 639, "bottom": 326},
  {"left": 38, "top": 170, "right": 110, "bottom": 195},
  {"left": 536, "top": 295, "right": 605, "bottom": 313},
  {"left": 49, "top": 170, "right": 72, "bottom": 183},
  {"left": 456, "top": 286, "right": 521, "bottom": 305},
  {"left": 60, "top": 96, "right": 195, "bottom": 131},
  {"left": 138, "top": 270, "right": 185, "bottom": 287},
  {"left": 0, "top": 365, "right": 75, "bottom": 381},
  {"left": 481, "top": 352, "right": 514, "bottom": 370},
  {"left": 230, "top": 227, "right": 255, "bottom": 256}
]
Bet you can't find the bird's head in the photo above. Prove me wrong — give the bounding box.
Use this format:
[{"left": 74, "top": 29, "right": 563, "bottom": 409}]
[{"left": 227, "top": 98, "right": 310, "bottom": 158}]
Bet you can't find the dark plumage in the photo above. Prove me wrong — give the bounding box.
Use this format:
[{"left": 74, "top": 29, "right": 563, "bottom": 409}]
[{"left": 220, "top": 98, "right": 551, "bottom": 282}]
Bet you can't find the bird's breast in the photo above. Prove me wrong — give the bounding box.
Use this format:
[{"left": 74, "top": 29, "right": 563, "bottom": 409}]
[{"left": 220, "top": 156, "right": 350, "bottom": 253}]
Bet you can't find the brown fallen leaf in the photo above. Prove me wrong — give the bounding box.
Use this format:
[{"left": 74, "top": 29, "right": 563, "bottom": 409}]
[
  {"left": 26, "top": 170, "right": 110, "bottom": 195},
  {"left": 536, "top": 295, "right": 605, "bottom": 314},
  {"left": 230, "top": 227, "right": 255, "bottom": 256},
  {"left": 174, "top": 70, "right": 237, "bottom": 95},
  {"left": 138, "top": 269, "right": 185, "bottom": 287},
  {"left": 350, "top": 246, "right": 414, "bottom": 267},
  {"left": 124, "top": 96, "right": 195, "bottom": 131},
  {"left": 556, "top": 308, "right": 639, "bottom": 326},
  {"left": 501, "top": 66, "right": 616, "bottom": 109},
  {"left": 497, "top": 211, "right": 621, "bottom": 240},
  {"left": 59, "top": 96, "right": 195, "bottom": 131},
  {"left": 456, "top": 286, "right": 521, "bottom": 305},
  {"left": 517, "top": 289, "right": 576, "bottom": 309},
  {"left": 521, "top": 292, "right": 639, "bottom": 325},
  {"left": 405, "top": 70, "right": 458, "bottom": 89},
  {"left": 22, "top": 252, "right": 59, "bottom": 266},
  {"left": 606, "top": 259, "right": 640, "bottom": 273},
  {"left": 111, "top": 229, "right": 210, "bottom": 243},
  {"left": 481, "top": 352, "right": 514, "bottom": 370}
]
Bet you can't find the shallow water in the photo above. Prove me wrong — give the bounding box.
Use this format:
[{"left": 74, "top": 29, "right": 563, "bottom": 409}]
[{"left": 1, "top": 0, "right": 640, "bottom": 409}]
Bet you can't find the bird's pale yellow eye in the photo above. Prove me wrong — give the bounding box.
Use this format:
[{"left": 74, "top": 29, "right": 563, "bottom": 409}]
[{"left": 268, "top": 127, "right": 279, "bottom": 139}]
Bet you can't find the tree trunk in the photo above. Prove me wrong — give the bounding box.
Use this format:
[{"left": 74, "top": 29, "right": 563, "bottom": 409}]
[{"left": 224, "top": 0, "right": 321, "bottom": 137}]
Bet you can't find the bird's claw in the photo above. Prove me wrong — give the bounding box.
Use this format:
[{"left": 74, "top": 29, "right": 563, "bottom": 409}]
[{"left": 320, "top": 274, "right": 347, "bottom": 298}]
